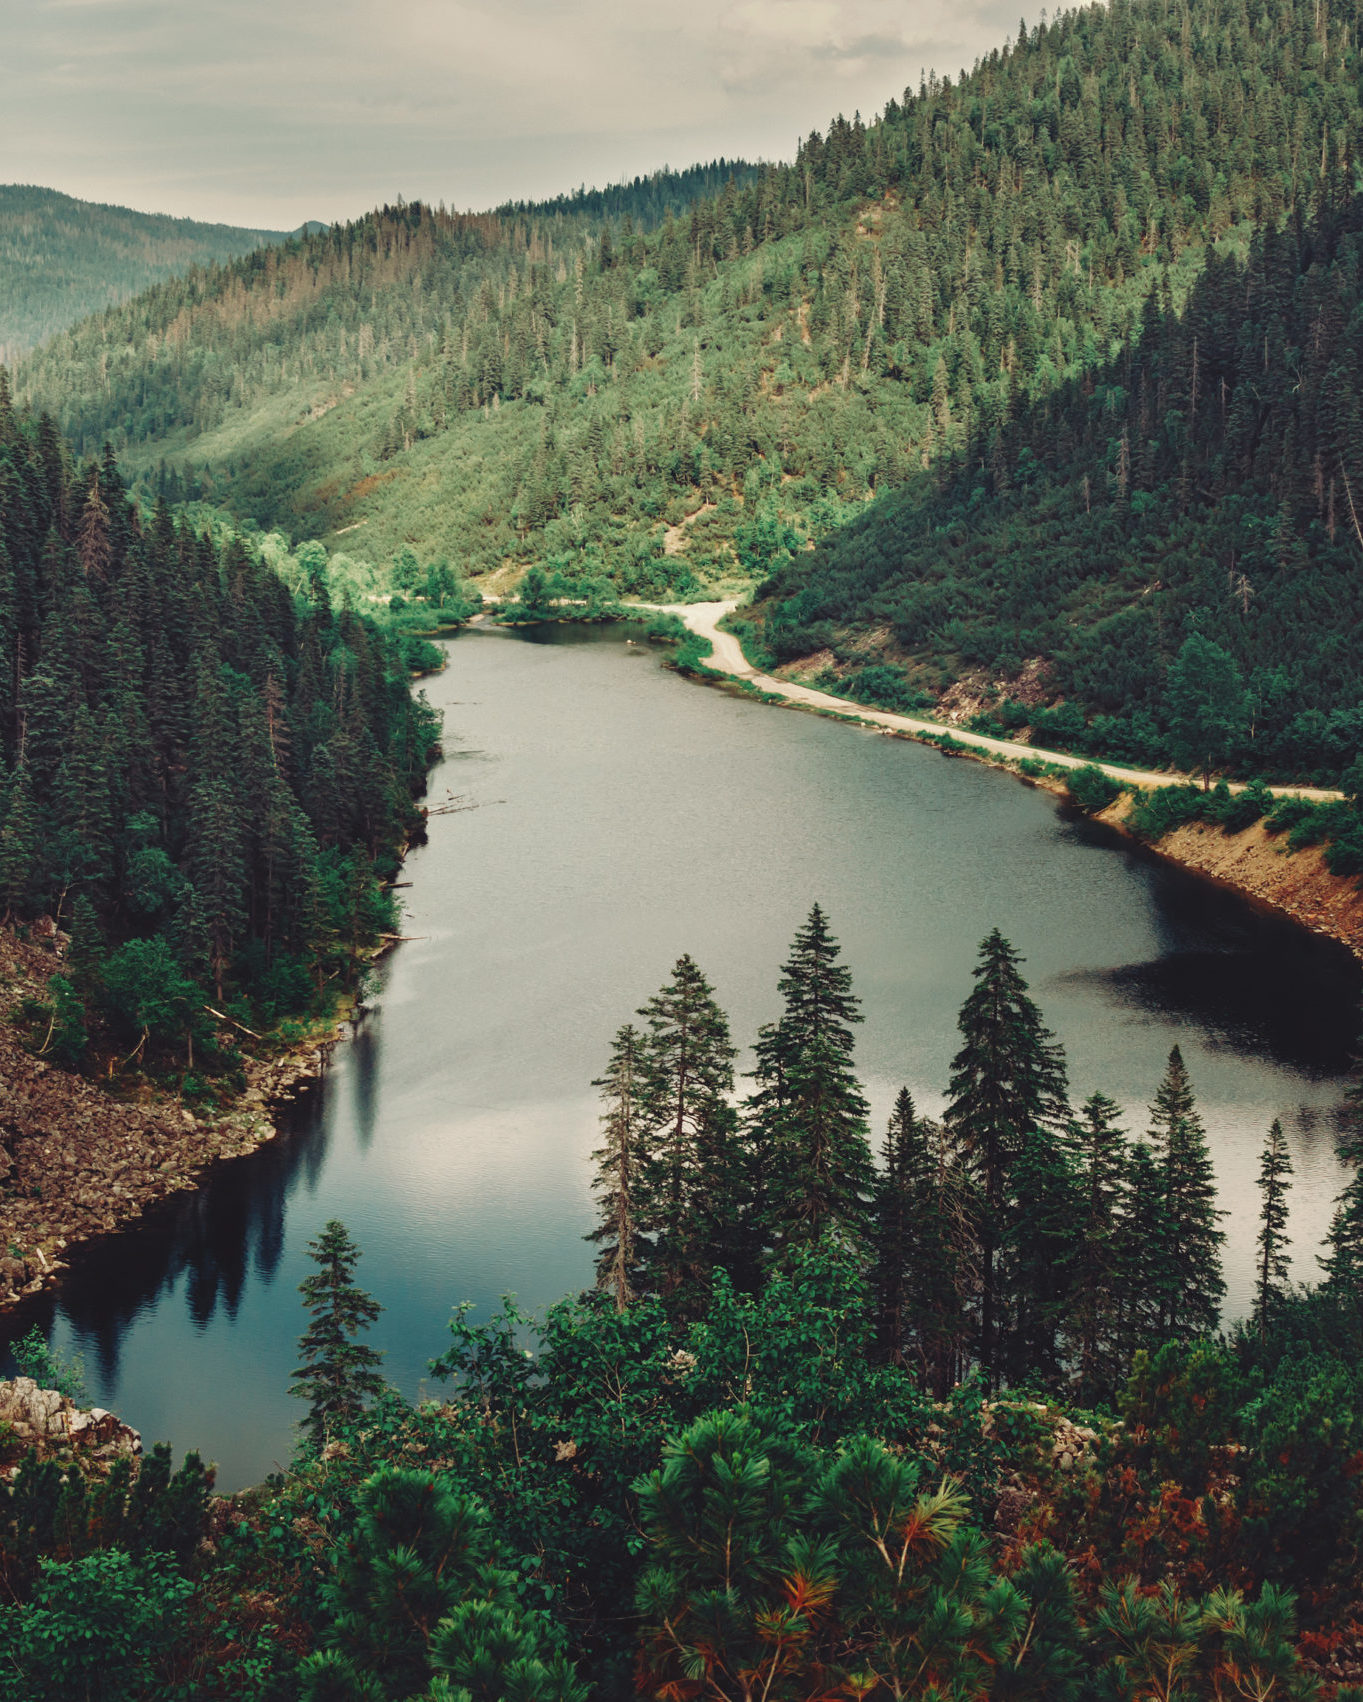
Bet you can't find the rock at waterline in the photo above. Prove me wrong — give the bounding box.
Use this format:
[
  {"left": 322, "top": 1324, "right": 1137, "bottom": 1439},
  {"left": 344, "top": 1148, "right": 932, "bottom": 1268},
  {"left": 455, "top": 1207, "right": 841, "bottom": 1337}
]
[{"left": 0, "top": 1377, "right": 141, "bottom": 1473}]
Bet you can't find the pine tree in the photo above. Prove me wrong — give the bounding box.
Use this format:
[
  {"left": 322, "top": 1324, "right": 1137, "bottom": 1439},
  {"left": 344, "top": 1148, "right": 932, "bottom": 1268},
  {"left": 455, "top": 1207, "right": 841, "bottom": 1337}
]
[
  {"left": 1112, "top": 1140, "right": 1167, "bottom": 1367},
  {"left": 1148, "top": 1046, "right": 1226, "bottom": 1339},
  {"left": 1254, "top": 1119, "right": 1294, "bottom": 1337},
  {"left": 752, "top": 905, "right": 875, "bottom": 1257},
  {"left": 945, "top": 929, "right": 1069, "bottom": 1382},
  {"left": 291, "top": 1220, "right": 386, "bottom": 1451},
  {"left": 872, "top": 1088, "right": 970, "bottom": 1391},
  {"left": 872, "top": 1088, "right": 929, "bottom": 1365},
  {"left": 0, "top": 763, "right": 40, "bottom": 919},
  {"left": 1320, "top": 1077, "right": 1363, "bottom": 1301},
  {"left": 1166, "top": 634, "right": 1250, "bottom": 788},
  {"left": 634, "top": 955, "right": 739, "bottom": 1309},
  {"left": 1066, "top": 1093, "right": 1132, "bottom": 1402},
  {"left": 587, "top": 1024, "right": 645, "bottom": 1312},
  {"left": 1006, "top": 1125, "right": 1081, "bottom": 1386}
]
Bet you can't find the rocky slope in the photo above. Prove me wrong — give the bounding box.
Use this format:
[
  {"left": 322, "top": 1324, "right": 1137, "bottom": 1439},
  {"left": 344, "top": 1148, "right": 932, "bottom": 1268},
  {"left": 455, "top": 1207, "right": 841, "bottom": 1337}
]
[
  {"left": 0, "top": 923, "right": 338, "bottom": 1309},
  {"left": 0, "top": 1376, "right": 141, "bottom": 1472}
]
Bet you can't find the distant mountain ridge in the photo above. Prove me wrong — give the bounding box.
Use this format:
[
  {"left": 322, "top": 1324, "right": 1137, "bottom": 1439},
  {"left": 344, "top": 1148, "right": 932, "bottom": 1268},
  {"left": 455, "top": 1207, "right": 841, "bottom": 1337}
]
[{"left": 0, "top": 185, "right": 303, "bottom": 358}]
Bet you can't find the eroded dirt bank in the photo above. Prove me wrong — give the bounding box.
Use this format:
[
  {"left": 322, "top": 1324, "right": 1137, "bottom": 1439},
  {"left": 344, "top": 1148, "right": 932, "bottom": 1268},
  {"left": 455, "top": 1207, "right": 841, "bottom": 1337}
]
[
  {"left": 1100, "top": 804, "right": 1363, "bottom": 962},
  {"left": 0, "top": 925, "right": 339, "bottom": 1312}
]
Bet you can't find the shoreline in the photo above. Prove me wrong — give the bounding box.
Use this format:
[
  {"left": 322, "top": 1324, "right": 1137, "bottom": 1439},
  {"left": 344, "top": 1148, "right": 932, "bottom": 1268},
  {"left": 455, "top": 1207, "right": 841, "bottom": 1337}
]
[
  {"left": 651, "top": 600, "right": 1363, "bottom": 967},
  {"left": 0, "top": 931, "right": 388, "bottom": 1318},
  {"left": 5, "top": 607, "right": 1358, "bottom": 1317}
]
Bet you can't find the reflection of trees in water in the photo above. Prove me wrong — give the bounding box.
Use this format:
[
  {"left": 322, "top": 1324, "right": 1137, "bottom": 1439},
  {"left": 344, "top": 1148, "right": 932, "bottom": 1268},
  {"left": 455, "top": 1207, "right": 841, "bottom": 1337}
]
[
  {"left": 350, "top": 1022, "right": 381, "bottom": 1155},
  {"left": 1059, "top": 946, "right": 1359, "bottom": 1076},
  {"left": 0, "top": 1084, "right": 332, "bottom": 1389},
  {"left": 1057, "top": 819, "right": 1361, "bottom": 1076}
]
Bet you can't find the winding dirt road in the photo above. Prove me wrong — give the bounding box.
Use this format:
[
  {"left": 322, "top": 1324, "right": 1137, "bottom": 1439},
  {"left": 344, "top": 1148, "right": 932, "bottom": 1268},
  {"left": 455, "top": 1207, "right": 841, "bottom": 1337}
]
[{"left": 651, "top": 600, "right": 1342, "bottom": 802}]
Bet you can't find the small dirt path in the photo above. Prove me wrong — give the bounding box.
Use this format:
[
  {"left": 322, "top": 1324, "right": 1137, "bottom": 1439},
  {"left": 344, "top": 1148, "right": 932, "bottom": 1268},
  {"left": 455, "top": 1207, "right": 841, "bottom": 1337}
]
[{"left": 641, "top": 600, "right": 1342, "bottom": 802}]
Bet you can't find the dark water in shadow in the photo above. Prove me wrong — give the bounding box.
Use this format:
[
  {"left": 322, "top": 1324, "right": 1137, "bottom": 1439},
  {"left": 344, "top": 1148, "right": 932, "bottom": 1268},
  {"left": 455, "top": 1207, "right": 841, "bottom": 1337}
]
[{"left": 8, "top": 626, "right": 1358, "bottom": 1487}]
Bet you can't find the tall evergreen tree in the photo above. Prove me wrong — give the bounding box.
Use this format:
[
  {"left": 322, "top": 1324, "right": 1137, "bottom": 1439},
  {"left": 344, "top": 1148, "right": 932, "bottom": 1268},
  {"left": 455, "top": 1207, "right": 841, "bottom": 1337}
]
[
  {"left": 1148, "top": 1046, "right": 1226, "bottom": 1340},
  {"left": 1112, "top": 1140, "right": 1170, "bottom": 1368},
  {"left": 872, "top": 1088, "right": 971, "bottom": 1394},
  {"left": 944, "top": 930, "right": 1069, "bottom": 1382},
  {"left": 0, "top": 762, "right": 39, "bottom": 919},
  {"left": 634, "top": 955, "right": 739, "bottom": 1309},
  {"left": 1166, "top": 634, "right": 1250, "bottom": 788},
  {"left": 1005, "top": 1125, "right": 1081, "bottom": 1387},
  {"left": 587, "top": 1024, "right": 646, "bottom": 1313},
  {"left": 1254, "top": 1118, "right": 1294, "bottom": 1338},
  {"left": 1066, "top": 1093, "right": 1132, "bottom": 1403},
  {"left": 291, "top": 1220, "right": 386, "bottom": 1452},
  {"left": 872, "top": 1089, "right": 931, "bottom": 1367},
  {"left": 1320, "top": 1077, "right": 1363, "bottom": 1302},
  {"left": 751, "top": 905, "right": 875, "bottom": 1257}
]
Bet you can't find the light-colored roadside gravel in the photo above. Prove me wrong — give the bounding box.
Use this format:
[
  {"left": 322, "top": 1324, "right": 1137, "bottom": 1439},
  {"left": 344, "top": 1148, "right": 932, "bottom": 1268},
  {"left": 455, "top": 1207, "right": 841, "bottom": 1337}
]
[{"left": 648, "top": 600, "right": 1342, "bottom": 802}]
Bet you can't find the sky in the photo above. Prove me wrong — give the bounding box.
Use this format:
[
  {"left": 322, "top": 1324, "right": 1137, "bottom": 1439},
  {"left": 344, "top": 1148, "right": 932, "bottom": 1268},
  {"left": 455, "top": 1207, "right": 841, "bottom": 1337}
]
[{"left": 2, "top": 0, "right": 1027, "bottom": 230}]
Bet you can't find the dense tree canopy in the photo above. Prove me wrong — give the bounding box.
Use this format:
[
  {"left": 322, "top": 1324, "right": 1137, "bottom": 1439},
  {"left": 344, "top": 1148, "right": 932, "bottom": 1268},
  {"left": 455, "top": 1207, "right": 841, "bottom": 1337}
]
[
  {"left": 19, "top": 0, "right": 1363, "bottom": 630},
  {"left": 0, "top": 393, "right": 440, "bottom": 1076}
]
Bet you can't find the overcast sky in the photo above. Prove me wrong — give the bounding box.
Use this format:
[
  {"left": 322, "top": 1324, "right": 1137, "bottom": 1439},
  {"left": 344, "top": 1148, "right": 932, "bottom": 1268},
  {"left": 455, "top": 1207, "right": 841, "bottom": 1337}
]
[{"left": 4, "top": 0, "right": 1026, "bottom": 230}]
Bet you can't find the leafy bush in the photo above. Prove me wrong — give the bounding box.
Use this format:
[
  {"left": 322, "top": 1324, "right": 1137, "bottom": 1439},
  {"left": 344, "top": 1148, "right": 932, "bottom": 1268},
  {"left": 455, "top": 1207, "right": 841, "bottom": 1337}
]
[
  {"left": 10, "top": 1329, "right": 86, "bottom": 1406},
  {"left": 765, "top": 620, "right": 833, "bottom": 663},
  {"left": 1264, "top": 795, "right": 1317, "bottom": 837},
  {"left": 1127, "top": 784, "right": 1209, "bottom": 841},
  {"left": 1284, "top": 798, "right": 1353, "bottom": 853},
  {"left": 670, "top": 632, "right": 716, "bottom": 674},
  {"left": 1067, "top": 765, "right": 1123, "bottom": 814},
  {"left": 1325, "top": 817, "right": 1363, "bottom": 878},
  {"left": 1206, "top": 777, "right": 1274, "bottom": 834},
  {"left": 638, "top": 611, "right": 687, "bottom": 644},
  {"left": 841, "top": 664, "right": 932, "bottom": 713},
  {"left": 1030, "top": 701, "right": 1092, "bottom": 754},
  {"left": 0, "top": 1550, "right": 192, "bottom": 1702}
]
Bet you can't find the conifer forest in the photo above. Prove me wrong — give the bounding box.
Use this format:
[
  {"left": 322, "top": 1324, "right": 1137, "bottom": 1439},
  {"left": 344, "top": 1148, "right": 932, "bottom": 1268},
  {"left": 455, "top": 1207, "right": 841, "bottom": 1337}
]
[{"left": 3, "top": 0, "right": 1363, "bottom": 1695}]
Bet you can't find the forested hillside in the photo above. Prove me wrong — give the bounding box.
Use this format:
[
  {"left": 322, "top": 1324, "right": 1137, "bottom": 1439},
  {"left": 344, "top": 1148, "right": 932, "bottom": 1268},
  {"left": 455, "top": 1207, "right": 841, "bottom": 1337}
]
[
  {"left": 18, "top": 0, "right": 1363, "bottom": 607},
  {"left": 0, "top": 186, "right": 294, "bottom": 361},
  {"left": 496, "top": 158, "right": 759, "bottom": 224},
  {"left": 0, "top": 383, "right": 440, "bottom": 1087},
  {"left": 760, "top": 187, "right": 1363, "bottom": 783}
]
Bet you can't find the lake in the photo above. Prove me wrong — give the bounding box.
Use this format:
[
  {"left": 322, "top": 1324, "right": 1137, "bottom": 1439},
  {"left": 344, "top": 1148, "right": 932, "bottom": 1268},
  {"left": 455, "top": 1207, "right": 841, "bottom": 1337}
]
[{"left": 10, "top": 624, "right": 1359, "bottom": 1488}]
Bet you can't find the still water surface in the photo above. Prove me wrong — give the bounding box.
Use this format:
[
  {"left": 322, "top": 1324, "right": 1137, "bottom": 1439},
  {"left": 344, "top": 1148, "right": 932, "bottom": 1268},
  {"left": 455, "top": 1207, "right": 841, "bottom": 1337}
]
[{"left": 11, "top": 626, "right": 1361, "bottom": 1488}]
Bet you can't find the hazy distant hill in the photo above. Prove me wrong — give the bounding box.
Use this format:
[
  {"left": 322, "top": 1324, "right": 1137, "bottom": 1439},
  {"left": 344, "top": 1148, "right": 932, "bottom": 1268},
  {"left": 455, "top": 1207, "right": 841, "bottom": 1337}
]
[{"left": 0, "top": 185, "right": 301, "bottom": 358}]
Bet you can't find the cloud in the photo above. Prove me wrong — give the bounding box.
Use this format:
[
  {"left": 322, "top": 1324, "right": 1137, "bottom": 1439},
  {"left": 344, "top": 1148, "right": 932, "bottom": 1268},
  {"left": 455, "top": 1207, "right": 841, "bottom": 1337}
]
[{"left": 3, "top": 0, "right": 1030, "bottom": 226}]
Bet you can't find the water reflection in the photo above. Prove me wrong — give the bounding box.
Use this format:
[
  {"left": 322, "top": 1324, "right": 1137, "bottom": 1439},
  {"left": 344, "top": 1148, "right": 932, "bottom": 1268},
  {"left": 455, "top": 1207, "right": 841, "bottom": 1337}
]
[
  {"left": 0, "top": 626, "right": 1356, "bottom": 1487},
  {"left": 3, "top": 1094, "right": 329, "bottom": 1389},
  {"left": 349, "top": 1020, "right": 382, "bottom": 1154},
  {"left": 1055, "top": 818, "right": 1361, "bottom": 1071}
]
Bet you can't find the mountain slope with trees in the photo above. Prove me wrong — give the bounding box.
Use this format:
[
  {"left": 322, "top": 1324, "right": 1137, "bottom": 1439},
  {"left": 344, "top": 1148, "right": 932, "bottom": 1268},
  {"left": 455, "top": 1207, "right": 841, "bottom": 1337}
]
[
  {"left": 0, "top": 186, "right": 299, "bottom": 361},
  {"left": 0, "top": 384, "right": 440, "bottom": 1090},
  {"left": 757, "top": 185, "right": 1363, "bottom": 785},
  {"left": 16, "top": 0, "right": 1363, "bottom": 609}
]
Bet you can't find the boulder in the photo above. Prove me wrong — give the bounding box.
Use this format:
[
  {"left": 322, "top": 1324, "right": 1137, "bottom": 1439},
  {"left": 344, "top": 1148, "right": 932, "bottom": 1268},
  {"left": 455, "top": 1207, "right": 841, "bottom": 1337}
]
[{"left": 0, "top": 1378, "right": 140, "bottom": 1470}]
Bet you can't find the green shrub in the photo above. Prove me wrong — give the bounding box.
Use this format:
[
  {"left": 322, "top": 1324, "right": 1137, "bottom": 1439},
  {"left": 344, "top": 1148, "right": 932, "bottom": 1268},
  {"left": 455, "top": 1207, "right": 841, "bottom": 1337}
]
[
  {"left": 10, "top": 1329, "right": 86, "bottom": 1406},
  {"left": 1284, "top": 798, "right": 1353, "bottom": 853},
  {"left": 0, "top": 1550, "right": 192, "bottom": 1702},
  {"left": 842, "top": 665, "right": 931, "bottom": 713},
  {"left": 670, "top": 633, "right": 716, "bottom": 674},
  {"left": 1264, "top": 795, "right": 1316, "bottom": 837},
  {"left": 1207, "top": 777, "right": 1274, "bottom": 833},
  {"left": 1325, "top": 816, "right": 1363, "bottom": 878},
  {"left": 1067, "top": 765, "right": 1123, "bottom": 814},
  {"left": 1127, "top": 784, "right": 1208, "bottom": 841},
  {"left": 639, "top": 611, "right": 687, "bottom": 644}
]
